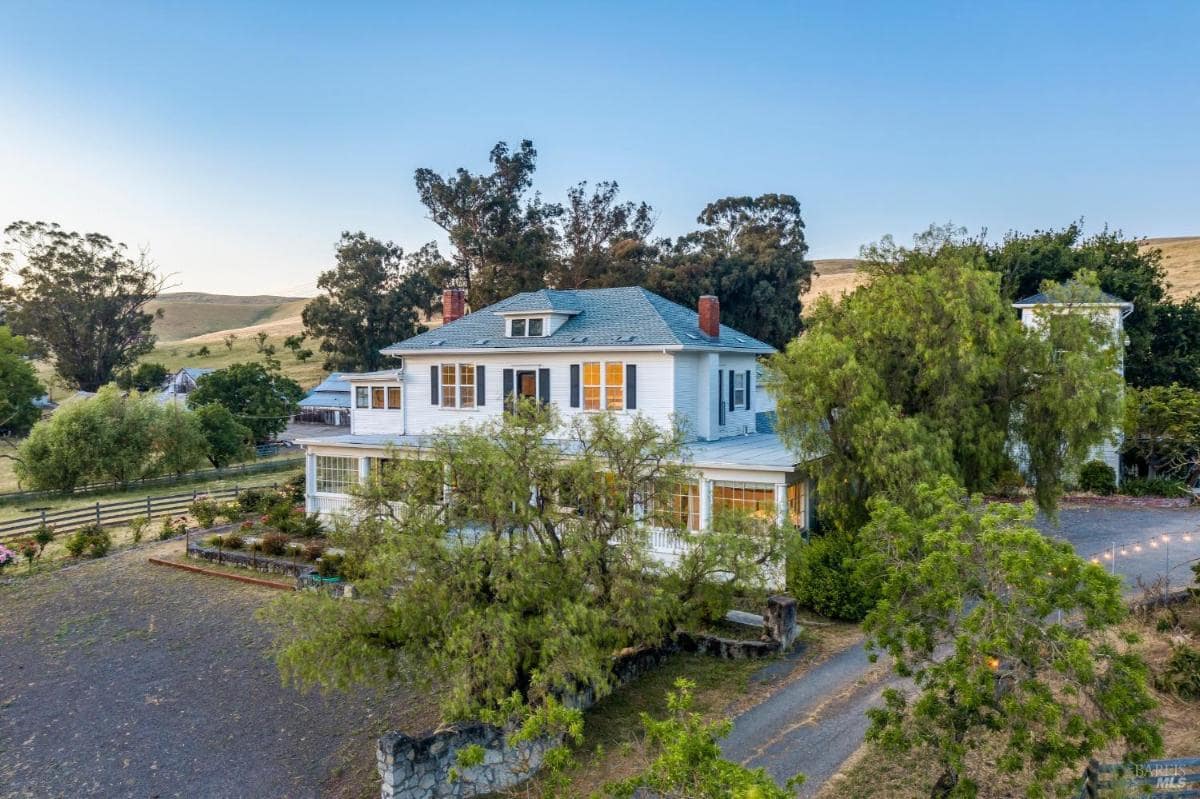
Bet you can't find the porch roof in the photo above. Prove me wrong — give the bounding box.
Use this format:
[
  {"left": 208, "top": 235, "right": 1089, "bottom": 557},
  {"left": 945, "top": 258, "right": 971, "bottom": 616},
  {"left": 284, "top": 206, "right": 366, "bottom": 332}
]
[{"left": 296, "top": 431, "right": 807, "bottom": 473}]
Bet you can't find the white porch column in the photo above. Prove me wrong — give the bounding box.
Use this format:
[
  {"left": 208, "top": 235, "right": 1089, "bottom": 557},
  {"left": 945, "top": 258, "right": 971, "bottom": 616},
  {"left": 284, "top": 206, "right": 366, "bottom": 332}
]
[
  {"left": 304, "top": 451, "right": 317, "bottom": 513},
  {"left": 774, "top": 482, "right": 787, "bottom": 526},
  {"left": 699, "top": 478, "right": 713, "bottom": 530},
  {"left": 358, "top": 456, "right": 371, "bottom": 484}
]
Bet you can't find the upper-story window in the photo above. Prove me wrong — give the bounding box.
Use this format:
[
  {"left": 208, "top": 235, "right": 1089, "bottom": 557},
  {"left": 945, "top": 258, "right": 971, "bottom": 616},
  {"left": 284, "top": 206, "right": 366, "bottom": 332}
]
[
  {"left": 582, "top": 361, "right": 623, "bottom": 410},
  {"left": 509, "top": 317, "right": 545, "bottom": 337},
  {"left": 440, "top": 364, "right": 477, "bottom": 408},
  {"left": 733, "top": 371, "right": 746, "bottom": 409}
]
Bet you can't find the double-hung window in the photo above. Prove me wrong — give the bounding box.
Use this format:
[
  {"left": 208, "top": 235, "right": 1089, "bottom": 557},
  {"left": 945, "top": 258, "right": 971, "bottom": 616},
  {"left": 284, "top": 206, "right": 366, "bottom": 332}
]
[
  {"left": 387, "top": 387, "right": 402, "bottom": 409},
  {"left": 733, "top": 371, "right": 746, "bottom": 409},
  {"left": 441, "top": 364, "right": 458, "bottom": 407},
  {"left": 509, "top": 317, "right": 545, "bottom": 337},
  {"left": 581, "top": 361, "right": 624, "bottom": 411},
  {"left": 458, "top": 364, "right": 475, "bottom": 408},
  {"left": 582, "top": 362, "right": 602, "bottom": 410},
  {"left": 371, "top": 387, "right": 385, "bottom": 409},
  {"left": 711, "top": 481, "right": 776, "bottom": 520},
  {"left": 355, "top": 387, "right": 369, "bottom": 408},
  {"left": 440, "top": 364, "right": 478, "bottom": 408},
  {"left": 605, "top": 362, "right": 624, "bottom": 410}
]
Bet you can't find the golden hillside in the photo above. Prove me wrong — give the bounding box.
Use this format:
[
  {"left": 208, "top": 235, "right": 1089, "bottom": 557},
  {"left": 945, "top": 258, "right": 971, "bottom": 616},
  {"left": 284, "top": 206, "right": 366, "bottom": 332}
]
[
  {"left": 149, "top": 293, "right": 309, "bottom": 342},
  {"left": 802, "top": 237, "right": 1200, "bottom": 309}
]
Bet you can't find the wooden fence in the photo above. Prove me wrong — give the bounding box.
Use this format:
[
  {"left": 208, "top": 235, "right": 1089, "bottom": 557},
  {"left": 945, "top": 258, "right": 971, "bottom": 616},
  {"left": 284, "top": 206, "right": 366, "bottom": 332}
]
[
  {"left": 1080, "top": 757, "right": 1200, "bottom": 798},
  {"left": 0, "top": 457, "right": 303, "bottom": 507},
  {"left": 0, "top": 482, "right": 285, "bottom": 543}
]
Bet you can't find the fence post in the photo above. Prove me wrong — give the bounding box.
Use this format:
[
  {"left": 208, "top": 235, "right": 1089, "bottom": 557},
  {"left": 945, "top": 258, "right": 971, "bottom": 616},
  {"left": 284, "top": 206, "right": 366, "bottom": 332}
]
[
  {"left": 40, "top": 509, "right": 46, "bottom": 525},
  {"left": 147, "top": 496, "right": 152, "bottom": 518},
  {"left": 95, "top": 502, "right": 101, "bottom": 526}
]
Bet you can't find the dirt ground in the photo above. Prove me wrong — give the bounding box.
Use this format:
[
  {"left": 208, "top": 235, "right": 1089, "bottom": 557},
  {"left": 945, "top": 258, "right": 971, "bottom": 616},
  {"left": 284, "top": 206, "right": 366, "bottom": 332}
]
[{"left": 0, "top": 540, "right": 436, "bottom": 799}]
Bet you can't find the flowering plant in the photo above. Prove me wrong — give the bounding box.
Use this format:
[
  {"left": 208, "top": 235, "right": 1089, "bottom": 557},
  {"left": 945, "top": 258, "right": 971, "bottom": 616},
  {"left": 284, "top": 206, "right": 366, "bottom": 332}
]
[{"left": 0, "top": 544, "right": 15, "bottom": 569}]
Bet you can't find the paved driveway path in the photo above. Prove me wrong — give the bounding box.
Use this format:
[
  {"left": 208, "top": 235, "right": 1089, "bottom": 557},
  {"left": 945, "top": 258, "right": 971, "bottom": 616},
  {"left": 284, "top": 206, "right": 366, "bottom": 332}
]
[
  {"left": 724, "top": 504, "right": 1200, "bottom": 796},
  {"left": 0, "top": 542, "right": 431, "bottom": 799}
]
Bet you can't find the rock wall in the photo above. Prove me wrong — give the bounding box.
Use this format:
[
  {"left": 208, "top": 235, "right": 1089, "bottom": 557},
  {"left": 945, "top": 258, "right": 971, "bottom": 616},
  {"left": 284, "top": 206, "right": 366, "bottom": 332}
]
[{"left": 377, "top": 596, "right": 799, "bottom": 799}]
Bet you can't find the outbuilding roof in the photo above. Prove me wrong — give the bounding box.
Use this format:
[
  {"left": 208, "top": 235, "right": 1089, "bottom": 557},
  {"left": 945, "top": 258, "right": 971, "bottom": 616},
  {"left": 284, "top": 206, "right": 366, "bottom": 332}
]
[
  {"left": 1014, "top": 288, "right": 1132, "bottom": 307},
  {"left": 382, "top": 287, "right": 775, "bottom": 354}
]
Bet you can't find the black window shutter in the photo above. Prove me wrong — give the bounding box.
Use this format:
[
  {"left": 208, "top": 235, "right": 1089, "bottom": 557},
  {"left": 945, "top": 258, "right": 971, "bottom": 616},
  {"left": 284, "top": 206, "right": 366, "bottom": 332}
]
[
  {"left": 728, "top": 370, "right": 735, "bottom": 412},
  {"left": 569, "top": 364, "right": 580, "bottom": 407},
  {"left": 476, "top": 365, "right": 486, "bottom": 406},
  {"left": 745, "top": 369, "right": 752, "bottom": 410},
  {"left": 626, "top": 364, "right": 637, "bottom": 410},
  {"left": 718, "top": 370, "right": 725, "bottom": 426},
  {"left": 430, "top": 365, "right": 439, "bottom": 405},
  {"left": 502, "top": 368, "right": 514, "bottom": 413},
  {"left": 538, "top": 368, "right": 551, "bottom": 405}
]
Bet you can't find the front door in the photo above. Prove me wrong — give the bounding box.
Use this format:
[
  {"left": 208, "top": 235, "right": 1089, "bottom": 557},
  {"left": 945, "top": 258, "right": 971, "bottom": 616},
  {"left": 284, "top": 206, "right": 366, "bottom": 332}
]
[{"left": 517, "top": 370, "right": 538, "bottom": 402}]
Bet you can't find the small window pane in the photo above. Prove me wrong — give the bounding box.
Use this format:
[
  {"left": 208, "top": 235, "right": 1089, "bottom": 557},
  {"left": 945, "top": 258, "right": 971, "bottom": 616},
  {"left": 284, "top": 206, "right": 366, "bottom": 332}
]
[
  {"left": 669, "top": 482, "right": 700, "bottom": 531},
  {"left": 355, "top": 387, "right": 369, "bottom": 408},
  {"left": 458, "top": 363, "right": 475, "bottom": 409},
  {"left": 371, "top": 387, "right": 385, "bottom": 409},
  {"left": 441, "top": 364, "right": 457, "bottom": 407},
  {"left": 387, "top": 387, "right": 402, "bottom": 409},
  {"left": 605, "top": 361, "right": 624, "bottom": 410},
  {"left": 511, "top": 319, "right": 526, "bottom": 337},
  {"left": 733, "top": 371, "right": 746, "bottom": 408},
  {"left": 582, "top": 362, "right": 601, "bottom": 411},
  {"left": 528, "top": 318, "right": 543, "bottom": 336}
]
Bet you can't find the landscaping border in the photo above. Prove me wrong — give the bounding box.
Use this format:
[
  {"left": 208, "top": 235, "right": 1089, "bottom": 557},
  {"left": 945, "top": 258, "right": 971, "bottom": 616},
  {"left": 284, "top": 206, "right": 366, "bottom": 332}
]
[{"left": 148, "top": 556, "right": 296, "bottom": 591}]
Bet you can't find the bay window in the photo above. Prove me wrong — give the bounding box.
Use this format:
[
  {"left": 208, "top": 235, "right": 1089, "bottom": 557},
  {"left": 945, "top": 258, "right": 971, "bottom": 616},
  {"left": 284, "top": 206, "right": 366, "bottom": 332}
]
[{"left": 711, "top": 481, "right": 776, "bottom": 520}]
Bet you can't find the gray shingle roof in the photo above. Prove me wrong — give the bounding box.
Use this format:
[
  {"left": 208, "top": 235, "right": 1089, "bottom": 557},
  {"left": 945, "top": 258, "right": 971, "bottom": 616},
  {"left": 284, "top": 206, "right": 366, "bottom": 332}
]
[
  {"left": 1014, "top": 288, "right": 1131, "bottom": 306},
  {"left": 383, "top": 287, "right": 776, "bottom": 353}
]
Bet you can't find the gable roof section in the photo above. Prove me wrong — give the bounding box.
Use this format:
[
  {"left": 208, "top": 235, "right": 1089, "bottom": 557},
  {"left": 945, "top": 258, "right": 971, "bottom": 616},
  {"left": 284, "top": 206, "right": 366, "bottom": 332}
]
[
  {"left": 383, "top": 287, "right": 776, "bottom": 354},
  {"left": 180, "top": 367, "right": 215, "bottom": 380},
  {"left": 1014, "top": 288, "right": 1132, "bottom": 307},
  {"left": 300, "top": 372, "right": 352, "bottom": 409}
]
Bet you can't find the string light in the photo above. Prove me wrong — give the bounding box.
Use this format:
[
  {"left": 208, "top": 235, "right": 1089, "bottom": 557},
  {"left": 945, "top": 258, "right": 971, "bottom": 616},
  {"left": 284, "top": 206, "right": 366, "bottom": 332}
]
[
  {"left": 1134, "top": 544, "right": 1143, "bottom": 552},
  {"left": 1103, "top": 552, "right": 1112, "bottom": 560},
  {"left": 1161, "top": 535, "right": 1171, "bottom": 543},
  {"left": 1079, "top": 529, "right": 1198, "bottom": 563},
  {"left": 1150, "top": 540, "right": 1159, "bottom": 548}
]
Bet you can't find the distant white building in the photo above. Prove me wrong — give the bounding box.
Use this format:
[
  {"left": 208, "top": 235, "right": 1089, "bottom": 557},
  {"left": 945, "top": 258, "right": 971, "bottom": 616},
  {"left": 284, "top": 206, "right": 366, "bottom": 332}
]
[
  {"left": 297, "top": 373, "right": 351, "bottom": 426},
  {"left": 297, "top": 287, "right": 817, "bottom": 565},
  {"left": 1012, "top": 287, "right": 1133, "bottom": 481}
]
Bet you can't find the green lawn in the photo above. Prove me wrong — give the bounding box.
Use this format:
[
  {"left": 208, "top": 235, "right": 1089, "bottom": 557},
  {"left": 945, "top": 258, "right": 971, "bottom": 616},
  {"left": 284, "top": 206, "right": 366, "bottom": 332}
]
[{"left": 150, "top": 334, "right": 329, "bottom": 390}]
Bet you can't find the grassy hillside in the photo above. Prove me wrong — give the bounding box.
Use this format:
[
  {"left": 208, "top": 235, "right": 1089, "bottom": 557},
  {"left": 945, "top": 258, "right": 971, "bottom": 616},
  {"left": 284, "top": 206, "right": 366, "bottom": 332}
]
[
  {"left": 148, "top": 293, "right": 309, "bottom": 341},
  {"left": 151, "top": 334, "right": 330, "bottom": 389},
  {"left": 802, "top": 237, "right": 1200, "bottom": 311}
]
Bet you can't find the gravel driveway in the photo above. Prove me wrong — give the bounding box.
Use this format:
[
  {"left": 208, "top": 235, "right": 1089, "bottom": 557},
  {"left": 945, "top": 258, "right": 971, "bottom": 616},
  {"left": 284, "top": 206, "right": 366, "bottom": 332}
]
[{"left": 0, "top": 542, "right": 433, "bottom": 799}]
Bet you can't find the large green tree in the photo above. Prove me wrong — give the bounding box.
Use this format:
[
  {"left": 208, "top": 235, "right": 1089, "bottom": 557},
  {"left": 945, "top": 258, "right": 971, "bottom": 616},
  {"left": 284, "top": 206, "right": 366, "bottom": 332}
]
[
  {"left": 15, "top": 386, "right": 163, "bottom": 490},
  {"left": 414, "top": 140, "right": 561, "bottom": 308},
  {"left": 647, "top": 194, "right": 812, "bottom": 349},
  {"left": 0, "top": 325, "right": 44, "bottom": 436},
  {"left": 1, "top": 221, "right": 163, "bottom": 391},
  {"left": 769, "top": 233, "right": 1122, "bottom": 530},
  {"left": 300, "top": 232, "right": 436, "bottom": 372},
  {"left": 186, "top": 362, "right": 302, "bottom": 443},
  {"left": 984, "top": 223, "right": 1199, "bottom": 389},
  {"left": 192, "top": 403, "right": 255, "bottom": 468},
  {"left": 266, "top": 404, "right": 788, "bottom": 724},
  {"left": 547, "top": 180, "right": 658, "bottom": 290},
  {"left": 862, "top": 479, "right": 1161, "bottom": 798},
  {"left": 1122, "top": 383, "right": 1200, "bottom": 481}
]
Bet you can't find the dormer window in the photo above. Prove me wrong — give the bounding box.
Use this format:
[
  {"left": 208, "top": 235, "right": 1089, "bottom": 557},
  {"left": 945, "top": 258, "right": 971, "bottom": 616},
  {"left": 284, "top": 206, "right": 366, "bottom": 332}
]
[{"left": 508, "top": 317, "right": 545, "bottom": 337}]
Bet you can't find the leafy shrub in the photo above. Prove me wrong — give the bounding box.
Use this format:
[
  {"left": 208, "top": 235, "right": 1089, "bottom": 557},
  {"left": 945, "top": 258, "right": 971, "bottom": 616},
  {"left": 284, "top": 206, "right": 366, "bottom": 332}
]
[
  {"left": 189, "top": 498, "right": 221, "bottom": 529},
  {"left": 67, "top": 524, "right": 112, "bottom": 558},
  {"left": 610, "top": 678, "right": 802, "bottom": 798},
  {"left": 296, "top": 513, "right": 323, "bottom": 538},
  {"left": 1155, "top": 645, "right": 1200, "bottom": 700},
  {"left": 237, "top": 489, "right": 268, "bottom": 514},
  {"left": 128, "top": 515, "right": 149, "bottom": 544},
  {"left": 1078, "top": 460, "right": 1116, "bottom": 496},
  {"left": 788, "top": 533, "right": 881, "bottom": 622},
  {"left": 316, "top": 552, "right": 343, "bottom": 578},
  {"left": 206, "top": 534, "right": 224, "bottom": 547},
  {"left": 260, "top": 532, "right": 289, "bottom": 556},
  {"left": 0, "top": 544, "right": 15, "bottom": 570},
  {"left": 18, "top": 539, "right": 39, "bottom": 568},
  {"left": 283, "top": 473, "right": 306, "bottom": 504},
  {"left": 1122, "top": 477, "right": 1192, "bottom": 498},
  {"left": 988, "top": 461, "right": 1026, "bottom": 498},
  {"left": 159, "top": 515, "right": 187, "bottom": 540},
  {"left": 304, "top": 542, "right": 325, "bottom": 562},
  {"left": 217, "top": 502, "right": 243, "bottom": 524},
  {"left": 32, "top": 524, "right": 55, "bottom": 555},
  {"left": 223, "top": 534, "right": 244, "bottom": 550}
]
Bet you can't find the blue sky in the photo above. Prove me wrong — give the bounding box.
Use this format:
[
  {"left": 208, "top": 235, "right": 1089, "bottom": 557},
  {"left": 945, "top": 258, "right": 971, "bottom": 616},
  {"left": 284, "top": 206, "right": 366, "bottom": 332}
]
[{"left": 1, "top": 1, "right": 1197, "bottom": 295}]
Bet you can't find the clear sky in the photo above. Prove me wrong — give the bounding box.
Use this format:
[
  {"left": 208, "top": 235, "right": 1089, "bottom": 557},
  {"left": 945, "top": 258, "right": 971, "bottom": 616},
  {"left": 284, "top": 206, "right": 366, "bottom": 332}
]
[{"left": 1, "top": 1, "right": 1197, "bottom": 296}]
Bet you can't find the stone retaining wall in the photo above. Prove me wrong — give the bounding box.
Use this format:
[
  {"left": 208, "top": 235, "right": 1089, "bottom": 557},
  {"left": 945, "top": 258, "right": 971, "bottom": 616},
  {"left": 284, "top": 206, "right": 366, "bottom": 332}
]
[
  {"left": 185, "top": 541, "right": 309, "bottom": 578},
  {"left": 377, "top": 596, "right": 799, "bottom": 799}
]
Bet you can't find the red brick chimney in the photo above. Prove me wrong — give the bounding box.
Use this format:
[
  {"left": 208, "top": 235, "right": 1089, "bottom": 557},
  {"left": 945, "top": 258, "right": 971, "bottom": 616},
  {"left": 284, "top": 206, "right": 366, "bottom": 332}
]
[
  {"left": 442, "top": 288, "right": 466, "bottom": 324},
  {"left": 698, "top": 295, "right": 720, "bottom": 337}
]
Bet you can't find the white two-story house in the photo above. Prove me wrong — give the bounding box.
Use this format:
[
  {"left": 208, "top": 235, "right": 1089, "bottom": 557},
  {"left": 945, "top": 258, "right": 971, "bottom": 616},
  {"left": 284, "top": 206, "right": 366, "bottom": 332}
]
[{"left": 298, "top": 286, "right": 815, "bottom": 560}]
